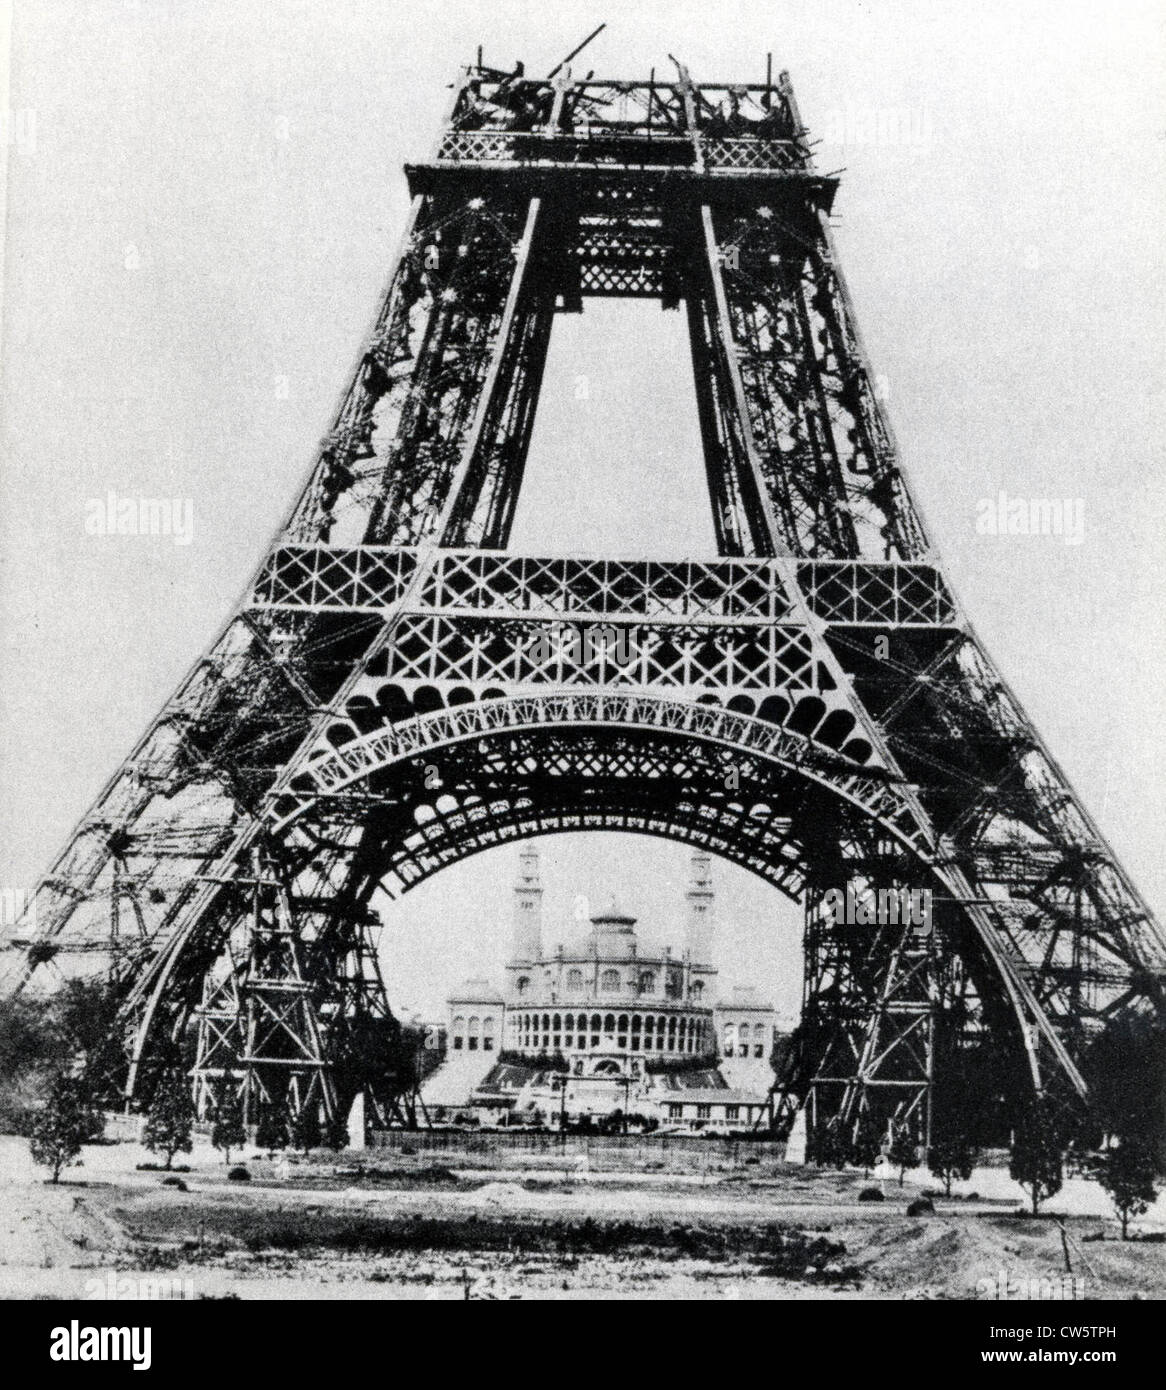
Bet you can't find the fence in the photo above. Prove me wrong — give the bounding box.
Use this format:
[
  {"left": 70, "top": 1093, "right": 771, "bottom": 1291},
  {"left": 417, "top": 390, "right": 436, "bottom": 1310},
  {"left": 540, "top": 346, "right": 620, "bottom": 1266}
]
[{"left": 369, "top": 1128, "right": 789, "bottom": 1172}]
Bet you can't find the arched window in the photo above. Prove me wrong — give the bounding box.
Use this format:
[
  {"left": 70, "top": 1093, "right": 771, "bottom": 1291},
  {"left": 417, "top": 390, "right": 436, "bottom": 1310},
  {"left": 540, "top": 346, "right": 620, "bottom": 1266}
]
[
  {"left": 482, "top": 1016, "right": 495, "bottom": 1051},
  {"left": 564, "top": 1013, "right": 575, "bottom": 1031},
  {"left": 638, "top": 971, "right": 655, "bottom": 994},
  {"left": 690, "top": 980, "right": 704, "bottom": 1000},
  {"left": 468, "top": 1017, "right": 480, "bottom": 1051},
  {"left": 516, "top": 976, "right": 530, "bottom": 995},
  {"left": 604, "top": 1013, "right": 616, "bottom": 1033},
  {"left": 452, "top": 1015, "right": 466, "bottom": 1050},
  {"left": 600, "top": 969, "right": 620, "bottom": 993},
  {"left": 566, "top": 969, "right": 583, "bottom": 992},
  {"left": 723, "top": 1022, "right": 736, "bottom": 1057},
  {"left": 590, "top": 1013, "right": 601, "bottom": 1033},
  {"left": 553, "top": 1013, "right": 562, "bottom": 1031}
]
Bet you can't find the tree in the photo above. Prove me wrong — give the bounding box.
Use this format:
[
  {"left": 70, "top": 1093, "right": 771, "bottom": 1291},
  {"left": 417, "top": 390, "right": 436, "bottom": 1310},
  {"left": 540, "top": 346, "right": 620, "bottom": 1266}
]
[
  {"left": 325, "top": 1113, "right": 350, "bottom": 1151},
  {"left": 809, "top": 1121, "right": 848, "bottom": 1169},
  {"left": 143, "top": 1067, "right": 194, "bottom": 1170},
  {"left": 210, "top": 1079, "right": 245, "bottom": 1165},
  {"left": 51, "top": 980, "right": 124, "bottom": 1099},
  {"left": 291, "top": 1106, "right": 321, "bottom": 1154},
  {"left": 1, "top": 985, "right": 126, "bottom": 1135},
  {"left": 887, "top": 1127, "right": 919, "bottom": 1187},
  {"left": 1088, "top": 1139, "right": 1159, "bottom": 1240},
  {"left": 1, "top": 995, "right": 71, "bottom": 1134},
  {"left": 1009, "top": 1097, "right": 1064, "bottom": 1215},
  {"left": 29, "top": 1073, "right": 97, "bottom": 1183},
  {"left": 928, "top": 1132, "right": 978, "bottom": 1196},
  {"left": 255, "top": 1101, "right": 289, "bottom": 1156},
  {"left": 850, "top": 1111, "right": 882, "bottom": 1175},
  {"left": 1082, "top": 1018, "right": 1166, "bottom": 1173}
]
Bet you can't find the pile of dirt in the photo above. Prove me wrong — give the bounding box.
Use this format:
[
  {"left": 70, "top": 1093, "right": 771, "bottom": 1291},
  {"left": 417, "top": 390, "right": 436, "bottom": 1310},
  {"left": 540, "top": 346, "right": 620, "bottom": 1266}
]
[
  {"left": 362, "top": 1164, "right": 461, "bottom": 1188},
  {"left": 845, "top": 1213, "right": 1083, "bottom": 1299},
  {"left": 0, "top": 1183, "right": 129, "bottom": 1270}
]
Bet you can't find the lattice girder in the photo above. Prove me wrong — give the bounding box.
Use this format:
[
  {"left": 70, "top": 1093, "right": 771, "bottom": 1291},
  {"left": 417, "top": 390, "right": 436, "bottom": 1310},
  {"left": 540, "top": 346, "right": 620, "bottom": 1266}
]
[{"left": 4, "top": 56, "right": 1162, "bottom": 1152}]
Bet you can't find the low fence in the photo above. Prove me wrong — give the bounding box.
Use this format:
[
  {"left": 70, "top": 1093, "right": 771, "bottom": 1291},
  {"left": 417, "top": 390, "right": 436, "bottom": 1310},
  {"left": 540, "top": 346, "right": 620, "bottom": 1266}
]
[
  {"left": 102, "top": 1110, "right": 144, "bottom": 1143},
  {"left": 369, "top": 1128, "right": 789, "bottom": 1172}
]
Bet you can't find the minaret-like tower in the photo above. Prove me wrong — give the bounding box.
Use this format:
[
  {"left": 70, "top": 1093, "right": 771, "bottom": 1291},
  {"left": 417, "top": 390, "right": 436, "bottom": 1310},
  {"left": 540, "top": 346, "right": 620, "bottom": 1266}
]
[
  {"left": 511, "top": 846, "right": 543, "bottom": 963},
  {"left": 685, "top": 852, "right": 715, "bottom": 967}
]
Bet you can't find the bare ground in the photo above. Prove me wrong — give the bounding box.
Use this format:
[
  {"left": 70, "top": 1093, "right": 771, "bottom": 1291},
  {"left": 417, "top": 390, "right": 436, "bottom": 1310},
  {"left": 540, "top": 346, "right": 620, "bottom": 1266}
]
[{"left": 1, "top": 1137, "right": 1162, "bottom": 1301}]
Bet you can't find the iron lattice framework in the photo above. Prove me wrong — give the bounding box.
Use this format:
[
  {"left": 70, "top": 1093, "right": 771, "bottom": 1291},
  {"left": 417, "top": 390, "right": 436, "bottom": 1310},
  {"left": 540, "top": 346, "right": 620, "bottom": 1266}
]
[{"left": 3, "top": 57, "right": 1163, "bottom": 1148}]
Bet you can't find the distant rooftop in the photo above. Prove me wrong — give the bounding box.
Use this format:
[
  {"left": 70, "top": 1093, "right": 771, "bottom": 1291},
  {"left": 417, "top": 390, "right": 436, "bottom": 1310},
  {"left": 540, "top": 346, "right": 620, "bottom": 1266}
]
[{"left": 449, "top": 978, "right": 505, "bottom": 1005}]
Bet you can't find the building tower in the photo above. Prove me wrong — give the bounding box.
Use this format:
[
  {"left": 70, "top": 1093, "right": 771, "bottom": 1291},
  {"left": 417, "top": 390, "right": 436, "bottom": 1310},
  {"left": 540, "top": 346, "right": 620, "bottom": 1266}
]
[
  {"left": 685, "top": 852, "right": 715, "bottom": 967},
  {"left": 511, "top": 846, "right": 543, "bottom": 963},
  {"left": 591, "top": 897, "right": 638, "bottom": 958},
  {"left": 3, "top": 49, "right": 1162, "bottom": 1155}
]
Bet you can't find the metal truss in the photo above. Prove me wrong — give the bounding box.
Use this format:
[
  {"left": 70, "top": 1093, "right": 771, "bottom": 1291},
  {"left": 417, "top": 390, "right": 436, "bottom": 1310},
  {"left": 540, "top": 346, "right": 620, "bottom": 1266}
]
[{"left": 3, "top": 54, "right": 1162, "bottom": 1152}]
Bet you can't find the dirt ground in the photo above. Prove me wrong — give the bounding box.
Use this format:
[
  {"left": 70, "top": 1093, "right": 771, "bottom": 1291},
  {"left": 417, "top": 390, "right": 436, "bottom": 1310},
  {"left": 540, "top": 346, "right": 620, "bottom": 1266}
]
[{"left": 1, "top": 1136, "right": 1162, "bottom": 1301}]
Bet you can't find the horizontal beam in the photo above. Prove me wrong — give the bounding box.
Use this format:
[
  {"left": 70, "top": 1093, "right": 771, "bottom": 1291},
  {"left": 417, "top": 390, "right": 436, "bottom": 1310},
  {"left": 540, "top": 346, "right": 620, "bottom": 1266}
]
[{"left": 249, "top": 546, "right": 957, "bottom": 627}]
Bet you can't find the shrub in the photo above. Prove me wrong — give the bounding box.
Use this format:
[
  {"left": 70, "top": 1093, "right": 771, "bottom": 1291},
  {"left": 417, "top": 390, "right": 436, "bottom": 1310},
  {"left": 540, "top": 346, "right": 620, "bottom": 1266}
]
[
  {"left": 143, "top": 1067, "right": 194, "bottom": 1170},
  {"left": 1086, "top": 1139, "right": 1159, "bottom": 1240},
  {"left": 30, "top": 1073, "right": 99, "bottom": 1182},
  {"left": 927, "top": 1132, "right": 978, "bottom": 1196},
  {"left": 209, "top": 1079, "right": 245, "bottom": 1165},
  {"left": 1009, "top": 1096, "right": 1065, "bottom": 1215}
]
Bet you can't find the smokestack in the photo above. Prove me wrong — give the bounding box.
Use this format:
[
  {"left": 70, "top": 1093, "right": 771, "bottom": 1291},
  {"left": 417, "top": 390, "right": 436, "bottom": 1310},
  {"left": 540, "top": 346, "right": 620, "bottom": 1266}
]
[
  {"left": 685, "top": 851, "right": 714, "bottom": 965},
  {"left": 511, "top": 845, "right": 543, "bottom": 962}
]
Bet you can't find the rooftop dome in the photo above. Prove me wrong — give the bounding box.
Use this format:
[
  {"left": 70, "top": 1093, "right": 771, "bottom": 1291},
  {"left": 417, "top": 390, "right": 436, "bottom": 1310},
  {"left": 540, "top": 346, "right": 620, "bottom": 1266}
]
[{"left": 590, "top": 895, "right": 637, "bottom": 928}]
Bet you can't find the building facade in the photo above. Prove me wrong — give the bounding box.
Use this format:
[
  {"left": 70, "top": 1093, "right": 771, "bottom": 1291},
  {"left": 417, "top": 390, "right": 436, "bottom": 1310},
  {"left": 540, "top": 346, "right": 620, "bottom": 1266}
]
[{"left": 425, "top": 849, "right": 779, "bottom": 1129}]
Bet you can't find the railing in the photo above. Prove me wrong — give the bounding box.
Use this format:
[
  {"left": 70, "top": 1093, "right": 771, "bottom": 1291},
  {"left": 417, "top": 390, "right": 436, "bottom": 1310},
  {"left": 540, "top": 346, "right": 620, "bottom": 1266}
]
[
  {"left": 797, "top": 561, "right": 956, "bottom": 626},
  {"left": 251, "top": 546, "right": 957, "bottom": 628},
  {"left": 437, "top": 128, "right": 694, "bottom": 168},
  {"left": 435, "top": 127, "right": 808, "bottom": 173},
  {"left": 253, "top": 548, "right": 793, "bottom": 622}
]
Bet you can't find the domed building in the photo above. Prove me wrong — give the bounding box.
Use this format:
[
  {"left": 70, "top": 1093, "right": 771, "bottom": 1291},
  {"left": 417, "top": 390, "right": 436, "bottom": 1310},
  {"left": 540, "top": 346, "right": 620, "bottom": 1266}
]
[{"left": 423, "top": 848, "right": 777, "bottom": 1130}]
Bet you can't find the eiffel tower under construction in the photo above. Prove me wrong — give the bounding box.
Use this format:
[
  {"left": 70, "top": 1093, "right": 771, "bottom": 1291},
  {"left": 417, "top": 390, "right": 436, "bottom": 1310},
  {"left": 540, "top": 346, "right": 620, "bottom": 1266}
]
[{"left": 3, "top": 37, "right": 1163, "bottom": 1153}]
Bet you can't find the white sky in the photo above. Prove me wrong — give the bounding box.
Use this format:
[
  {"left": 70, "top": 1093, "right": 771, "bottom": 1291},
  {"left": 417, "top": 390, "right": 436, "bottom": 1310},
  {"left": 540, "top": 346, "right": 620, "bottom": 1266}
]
[{"left": 1, "top": 0, "right": 1163, "bottom": 1021}]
